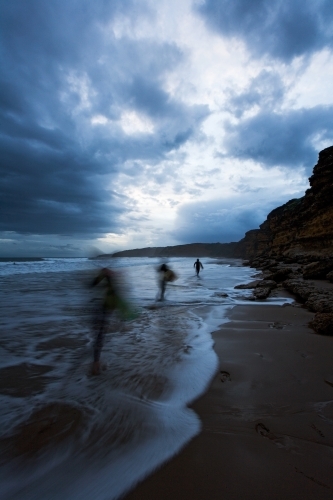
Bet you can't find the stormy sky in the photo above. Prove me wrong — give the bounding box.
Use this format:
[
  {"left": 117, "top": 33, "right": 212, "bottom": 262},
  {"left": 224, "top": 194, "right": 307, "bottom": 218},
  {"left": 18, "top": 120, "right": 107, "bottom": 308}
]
[{"left": 1, "top": 0, "right": 332, "bottom": 257}]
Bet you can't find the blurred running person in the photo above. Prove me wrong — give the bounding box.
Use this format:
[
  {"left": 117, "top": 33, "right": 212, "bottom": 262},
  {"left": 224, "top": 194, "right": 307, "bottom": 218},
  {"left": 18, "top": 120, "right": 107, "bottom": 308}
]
[
  {"left": 157, "top": 263, "right": 177, "bottom": 301},
  {"left": 90, "top": 267, "right": 119, "bottom": 375}
]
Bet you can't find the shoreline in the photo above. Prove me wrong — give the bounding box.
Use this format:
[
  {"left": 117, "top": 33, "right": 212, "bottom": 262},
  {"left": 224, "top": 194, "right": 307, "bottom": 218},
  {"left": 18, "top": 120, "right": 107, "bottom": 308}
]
[{"left": 124, "top": 297, "right": 333, "bottom": 499}]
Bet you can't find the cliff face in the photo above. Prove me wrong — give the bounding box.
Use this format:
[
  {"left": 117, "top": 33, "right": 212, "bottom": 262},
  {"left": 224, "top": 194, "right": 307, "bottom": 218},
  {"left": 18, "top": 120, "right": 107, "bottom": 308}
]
[
  {"left": 238, "top": 146, "right": 333, "bottom": 260},
  {"left": 235, "top": 146, "right": 333, "bottom": 336}
]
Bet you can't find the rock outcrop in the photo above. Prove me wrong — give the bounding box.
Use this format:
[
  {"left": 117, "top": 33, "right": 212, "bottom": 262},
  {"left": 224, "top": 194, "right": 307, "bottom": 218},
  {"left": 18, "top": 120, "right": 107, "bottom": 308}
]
[
  {"left": 238, "top": 146, "right": 333, "bottom": 261},
  {"left": 234, "top": 146, "right": 333, "bottom": 334}
]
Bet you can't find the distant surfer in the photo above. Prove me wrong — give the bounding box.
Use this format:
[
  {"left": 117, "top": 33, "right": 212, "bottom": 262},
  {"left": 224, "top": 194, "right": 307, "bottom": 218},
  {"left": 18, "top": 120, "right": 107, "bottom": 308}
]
[{"left": 194, "top": 258, "right": 203, "bottom": 277}]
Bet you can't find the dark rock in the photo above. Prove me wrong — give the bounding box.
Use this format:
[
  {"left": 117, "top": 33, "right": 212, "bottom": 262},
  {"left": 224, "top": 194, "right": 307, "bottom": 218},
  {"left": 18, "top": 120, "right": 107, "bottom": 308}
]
[
  {"left": 265, "top": 266, "right": 279, "bottom": 273},
  {"left": 309, "top": 313, "right": 333, "bottom": 336},
  {"left": 250, "top": 258, "right": 265, "bottom": 268},
  {"left": 305, "top": 291, "right": 333, "bottom": 313},
  {"left": 327, "top": 270, "right": 333, "bottom": 282},
  {"left": 303, "top": 259, "right": 333, "bottom": 279},
  {"left": 261, "top": 259, "right": 277, "bottom": 270},
  {"left": 234, "top": 280, "right": 261, "bottom": 289},
  {"left": 283, "top": 279, "right": 315, "bottom": 302},
  {"left": 253, "top": 287, "right": 271, "bottom": 299},
  {"left": 284, "top": 279, "right": 333, "bottom": 313},
  {"left": 256, "top": 280, "right": 277, "bottom": 289},
  {"left": 268, "top": 268, "right": 295, "bottom": 282}
]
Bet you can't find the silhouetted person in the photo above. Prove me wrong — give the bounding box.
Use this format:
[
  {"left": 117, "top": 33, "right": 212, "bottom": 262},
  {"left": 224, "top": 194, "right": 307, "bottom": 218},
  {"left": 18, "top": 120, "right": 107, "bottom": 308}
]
[{"left": 194, "top": 258, "right": 203, "bottom": 277}]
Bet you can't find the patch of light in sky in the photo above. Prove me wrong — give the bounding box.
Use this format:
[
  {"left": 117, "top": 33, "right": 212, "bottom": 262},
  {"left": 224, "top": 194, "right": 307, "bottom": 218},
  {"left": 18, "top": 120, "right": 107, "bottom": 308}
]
[
  {"left": 64, "top": 72, "right": 96, "bottom": 112},
  {"left": 120, "top": 111, "right": 155, "bottom": 135},
  {"left": 310, "top": 134, "right": 333, "bottom": 153},
  {"left": 288, "top": 50, "right": 333, "bottom": 109},
  {"left": 91, "top": 114, "right": 109, "bottom": 125}
]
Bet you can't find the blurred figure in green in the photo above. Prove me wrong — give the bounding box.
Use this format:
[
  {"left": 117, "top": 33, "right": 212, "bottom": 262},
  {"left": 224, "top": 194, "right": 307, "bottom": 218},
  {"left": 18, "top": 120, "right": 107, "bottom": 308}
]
[
  {"left": 157, "top": 263, "right": 169, "bottom": 301},
  {"left": 157, "top": 262, "right": 177, "bottom": 301},
  {"left": 90, "top": 267, "right": 135, "bottom": 375}
]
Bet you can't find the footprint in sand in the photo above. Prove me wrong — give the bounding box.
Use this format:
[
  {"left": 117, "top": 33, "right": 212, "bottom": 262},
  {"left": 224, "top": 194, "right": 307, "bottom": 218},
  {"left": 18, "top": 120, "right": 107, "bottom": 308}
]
[
  {"left": 255, "top": 423, "right": 294, "bottom": 450},
  {"left": 297, "top": 350, "right": 312, "bottom": 359},
  {"left": 295, "top": 468, "right": 330, "bottom": 489},
  {"left": 220, "top": 371, "right": 231, "bottom": 383},
  {"left": 268, "top": 321, "right": 286, "bottom": 329},
  {"left": 256, "top": 423, "right": 284, "bottom": 445},
  {"left": 311, "top": 423, "right": 325, "bottom": 438},
  {"left": 256, "top": 422, "right": 272, "bottom": 438}
]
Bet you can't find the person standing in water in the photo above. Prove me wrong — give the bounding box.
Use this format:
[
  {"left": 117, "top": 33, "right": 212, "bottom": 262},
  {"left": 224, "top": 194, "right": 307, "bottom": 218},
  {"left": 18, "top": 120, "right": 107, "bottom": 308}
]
[{"left": 194, "top": 258, "right": 203, "bottom": 277}]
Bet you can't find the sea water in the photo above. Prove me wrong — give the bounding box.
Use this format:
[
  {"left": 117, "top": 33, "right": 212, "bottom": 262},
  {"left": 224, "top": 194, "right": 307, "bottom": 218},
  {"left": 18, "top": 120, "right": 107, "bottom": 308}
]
[{"left": 0, "top": 256, "right": 288, "bottom": 499}]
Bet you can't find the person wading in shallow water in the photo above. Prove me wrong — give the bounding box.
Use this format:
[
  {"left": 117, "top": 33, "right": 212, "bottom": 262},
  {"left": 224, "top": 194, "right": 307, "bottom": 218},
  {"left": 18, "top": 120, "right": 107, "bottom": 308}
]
[
  {"left": 157, "top": 263, "right": 169, "bottom": 301},
  {"left": 157, "top": 263, "right": 177, "bottom": 301},
  {"left": 90, "top": 268, "right": 136, "bottom": 375},
  {"left": 194, "top": 258, "right": 204, "bottom": 277},
  {"left": 90, "top": 267, "right": 118, "bottom": 375}
]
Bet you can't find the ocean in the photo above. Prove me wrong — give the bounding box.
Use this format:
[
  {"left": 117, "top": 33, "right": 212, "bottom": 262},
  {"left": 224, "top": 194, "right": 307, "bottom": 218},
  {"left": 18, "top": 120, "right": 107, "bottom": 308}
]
[{"left": 0, "top": 256, "right": 287, "bottom": 499}]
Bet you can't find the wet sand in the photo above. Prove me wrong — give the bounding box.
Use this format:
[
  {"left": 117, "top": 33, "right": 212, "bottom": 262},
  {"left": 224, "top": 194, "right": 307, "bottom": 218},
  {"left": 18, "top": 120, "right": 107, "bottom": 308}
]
[{"left": 125, "top": 302, "right": 333, "bottom": 500}]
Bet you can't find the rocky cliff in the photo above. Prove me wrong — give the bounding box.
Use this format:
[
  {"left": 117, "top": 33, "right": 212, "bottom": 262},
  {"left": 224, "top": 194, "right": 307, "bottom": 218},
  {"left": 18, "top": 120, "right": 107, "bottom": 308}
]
[
  {"left": 238, "top": 146, "right": 333, "bottom": 261},
  {"left": 239, "top": 146, "right": 333, "bottom": 335}
]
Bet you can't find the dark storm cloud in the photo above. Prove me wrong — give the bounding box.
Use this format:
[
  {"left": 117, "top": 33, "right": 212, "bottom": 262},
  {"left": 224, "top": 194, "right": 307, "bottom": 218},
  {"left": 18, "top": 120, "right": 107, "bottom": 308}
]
[
  {"left": 221, "top": 105, "right": 333, "bottom": 171},
  {"left": 196, "top": 0, "right": 333, "bottom": 61},
  {"left": 0, "top": 138, "right": 123, "bottom": 235},
  {"left": 0, "top": 0, "right": 208, "bottom": 237},
  {"left": 171, "top": 196, "right": 285, "bottom": 244}
]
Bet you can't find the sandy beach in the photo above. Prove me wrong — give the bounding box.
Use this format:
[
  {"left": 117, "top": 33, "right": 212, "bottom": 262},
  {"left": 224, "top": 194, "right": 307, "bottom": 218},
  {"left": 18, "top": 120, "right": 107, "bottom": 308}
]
[{"left": 125, "top": 299, "right": 333, "bottom": 500}]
